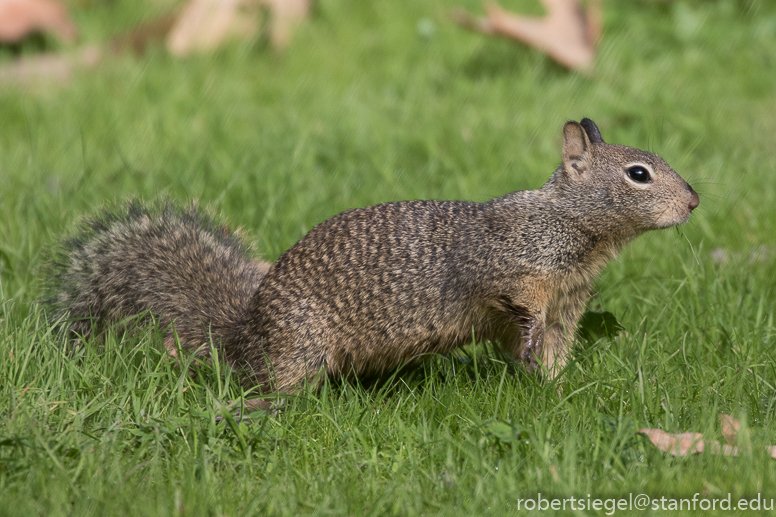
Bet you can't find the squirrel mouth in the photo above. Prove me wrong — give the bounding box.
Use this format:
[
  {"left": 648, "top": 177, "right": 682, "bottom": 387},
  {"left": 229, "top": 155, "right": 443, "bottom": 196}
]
[{"left": 650, "top": 208, "right": 694, "bottom": 230}]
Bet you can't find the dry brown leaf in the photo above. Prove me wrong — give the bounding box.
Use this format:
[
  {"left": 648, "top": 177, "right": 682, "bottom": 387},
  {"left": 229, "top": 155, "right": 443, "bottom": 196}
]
[
  {"left": 0, "top": 44, "right": 100, "bottom": 84},
  {"left": 111, "top": 14, "right": 177, "bottom": 55},
  {"left": 637, "top": 430, "right": 740, "bottom": 457},
  {"left": 637, "top": 429, "right": 705, "bottom": 456},
  {"left": 166, "top": 0, "right": 252, "bottom": 56},
  {"left": 0, "top": 0, "right": 77, "bottom": 44},
  {"left": 166, "top": 0, "right": 309, "bottom": 56},
  {"left": 719, "top": 414, "right": 740, "bottom": 445},
  {"left": 261, "top": 0, "right": 308, "bottom": 49},
  {"left": 453, "top": 0, "right": 600, "bottom": 72},
  {"left": 548, "top": 464, "right": 560, "bottom": 483},
  {"left": 706, "top": 440, "right": 739, "bottom": 457},
  {"left": 639, "top": 416, "right": 776, "bottom": 460}
]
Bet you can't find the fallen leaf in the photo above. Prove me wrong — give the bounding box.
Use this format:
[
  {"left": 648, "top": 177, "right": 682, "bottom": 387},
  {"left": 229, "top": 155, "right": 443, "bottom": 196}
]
[
  {"left": 111, "top": 14, "right": 177, "bottom": 55},
  {"left": 166, "top": 0, "right": 253, "bottom": 56},
  {"left": 638, "top": 416, "right": 776, "bottom": 460},
  {"left": 638, "top": 429, "right": 704, "bottom": 456},
  {"left": 706, "top": 440, "right": 739, "bottom": 457},
  {"left": 453, "top": 0, "right": 600, "bottom": 72},
  {"left": 166, "top": 0, "right": 309, "bottom": 56},
  {"left": 0, "top": 44, "right": 100, "bottom": 84},
  {"left": 261, "top": 0, "right": 309, "bottom": 49},
  {"left": 0, "top": 0, "right": 77, "bottom": 44},
  {"left": 719, "top": 414, "right": 740, "bottom": 445},
  {"left": 548, "top": 464, "right": 560, "bottom": 483},
  {"left": 638, "top": 430, "right": 741, "bottom": 458}
]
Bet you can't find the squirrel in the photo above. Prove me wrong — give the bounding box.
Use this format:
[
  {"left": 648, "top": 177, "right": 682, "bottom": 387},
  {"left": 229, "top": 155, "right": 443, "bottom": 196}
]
[{"left": 46, "top": 119, "right": 698, "bottom": 406}]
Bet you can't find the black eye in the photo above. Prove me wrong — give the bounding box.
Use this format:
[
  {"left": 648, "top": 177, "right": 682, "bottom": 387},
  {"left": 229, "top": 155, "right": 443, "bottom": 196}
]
[{"left": 626, "top": 165, "right": 651, "bottom": 183}]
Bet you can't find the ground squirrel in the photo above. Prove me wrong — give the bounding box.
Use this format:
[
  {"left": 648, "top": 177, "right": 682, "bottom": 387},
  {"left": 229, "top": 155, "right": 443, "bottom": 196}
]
[{"left": 46, "top": 119, "right": 699, "bottom": 402}]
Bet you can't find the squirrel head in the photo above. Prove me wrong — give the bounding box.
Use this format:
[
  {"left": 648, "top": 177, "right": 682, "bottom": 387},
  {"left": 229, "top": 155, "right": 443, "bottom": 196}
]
[{"left": 552, "top": 118, "right": 699, "bottom": 233}]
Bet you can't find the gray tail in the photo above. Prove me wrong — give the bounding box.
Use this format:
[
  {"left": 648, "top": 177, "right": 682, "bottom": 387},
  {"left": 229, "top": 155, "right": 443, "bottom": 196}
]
[{"left": 44, "top": 200, "right": 270, "bottom": 354}]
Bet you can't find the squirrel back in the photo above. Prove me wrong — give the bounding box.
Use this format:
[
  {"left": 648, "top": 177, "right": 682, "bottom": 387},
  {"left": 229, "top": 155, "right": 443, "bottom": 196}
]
[{"left": 45, "top": 119, "right": 698, "bottom": 395}]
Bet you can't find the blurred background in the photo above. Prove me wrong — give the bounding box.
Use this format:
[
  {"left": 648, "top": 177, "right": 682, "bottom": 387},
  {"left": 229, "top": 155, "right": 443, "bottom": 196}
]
[
  {"left": 1, "top": 0, "right": 774, "bottom": 309},
  {"left": 1, "top": 4, "right": 776, "bottom": 511}
]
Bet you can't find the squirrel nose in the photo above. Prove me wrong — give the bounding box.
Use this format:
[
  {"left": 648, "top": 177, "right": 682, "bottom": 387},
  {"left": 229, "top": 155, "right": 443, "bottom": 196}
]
[{"left": 687, "top": 186, "right": 699, "bottom": 211}]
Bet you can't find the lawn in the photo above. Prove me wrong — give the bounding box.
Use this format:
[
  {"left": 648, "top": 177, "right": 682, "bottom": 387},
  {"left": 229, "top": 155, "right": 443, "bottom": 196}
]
[{"left": 1, "top": 0, "right": 776, "bottom": 515}]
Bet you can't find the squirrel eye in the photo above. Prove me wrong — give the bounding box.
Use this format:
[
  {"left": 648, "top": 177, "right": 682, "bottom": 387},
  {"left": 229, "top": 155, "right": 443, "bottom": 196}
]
[{"left": 626, "top": 165, "right": 651, "bottom": 183}]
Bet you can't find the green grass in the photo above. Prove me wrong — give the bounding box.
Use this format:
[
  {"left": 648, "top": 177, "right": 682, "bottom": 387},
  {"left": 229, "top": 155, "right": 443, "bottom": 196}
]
[{"left": 2, "top": 0, "right": 776, "bottom": 514}]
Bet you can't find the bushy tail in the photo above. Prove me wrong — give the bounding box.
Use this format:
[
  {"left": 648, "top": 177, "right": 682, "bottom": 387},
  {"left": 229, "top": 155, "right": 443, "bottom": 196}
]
[{"left": 44, "top": 200, "right": 270, "bottom": 356}]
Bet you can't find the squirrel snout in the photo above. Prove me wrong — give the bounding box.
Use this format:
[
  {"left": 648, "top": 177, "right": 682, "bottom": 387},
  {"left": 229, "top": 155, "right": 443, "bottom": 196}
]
[{"left": 687, "top": 185, "right": 699, "bottom": 211}]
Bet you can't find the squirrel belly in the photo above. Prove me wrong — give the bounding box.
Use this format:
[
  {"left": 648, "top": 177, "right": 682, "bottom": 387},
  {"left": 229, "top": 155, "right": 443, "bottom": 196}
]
[{"left": 45, "top": 119, "right": 699, "bottom": 394}]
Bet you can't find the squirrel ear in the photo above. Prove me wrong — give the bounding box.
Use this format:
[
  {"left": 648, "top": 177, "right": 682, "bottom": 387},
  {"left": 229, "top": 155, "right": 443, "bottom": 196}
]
[
  {"left": 562, "top": 121, "right": 592, "bottom": 176},
  {"left": 580, "top": 118, "right": 605, "bottom": 144}
]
